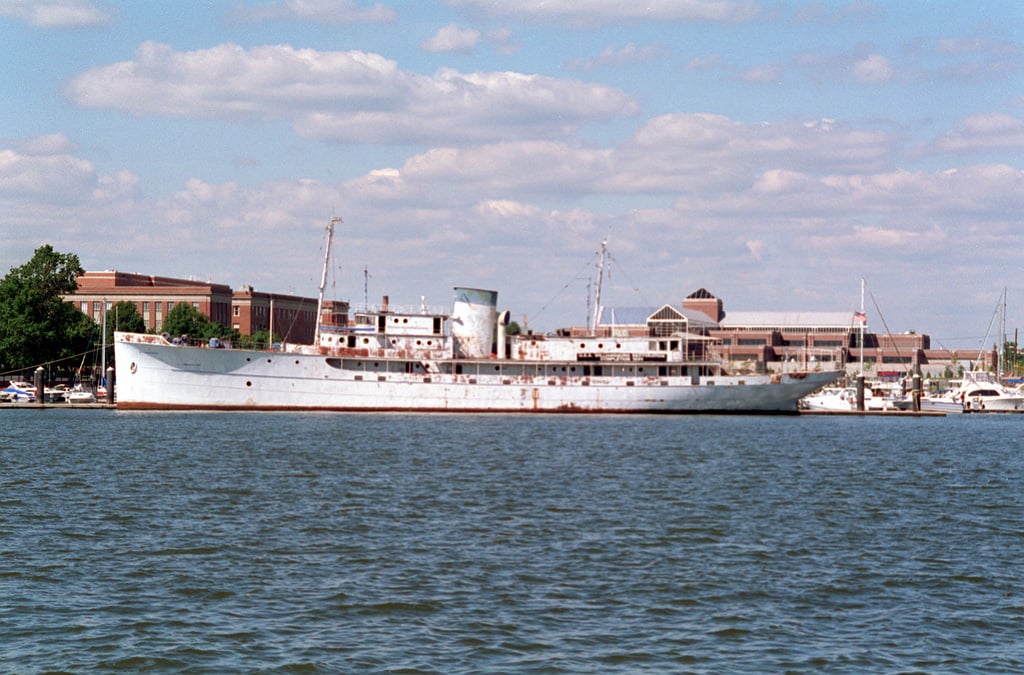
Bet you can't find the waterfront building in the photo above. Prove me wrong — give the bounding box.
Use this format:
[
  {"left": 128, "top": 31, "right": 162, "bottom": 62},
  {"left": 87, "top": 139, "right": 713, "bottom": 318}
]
[{"left": 66, "top": 271, "right": 349, "bottom": 344}]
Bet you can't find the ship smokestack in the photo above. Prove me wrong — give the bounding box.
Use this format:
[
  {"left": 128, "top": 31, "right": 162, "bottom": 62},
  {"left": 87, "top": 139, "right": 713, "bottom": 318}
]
[
  {"left": 496, "top": 309, "right": 510, "bottom": 359},
  {"left": 381, "top": 295, "right": 389, "bottom": 312},
  {"left": 451, "top": 287, "right": 498, "bottom": 359}
]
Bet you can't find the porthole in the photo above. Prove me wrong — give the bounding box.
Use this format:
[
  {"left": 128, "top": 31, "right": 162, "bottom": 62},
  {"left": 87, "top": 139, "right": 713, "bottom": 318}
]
[
  {"left": 129, "top": 362, "right": 137, "bottom": 374},
  {"left": 246, "top": 381, "right": 252, "bottom": 387}
]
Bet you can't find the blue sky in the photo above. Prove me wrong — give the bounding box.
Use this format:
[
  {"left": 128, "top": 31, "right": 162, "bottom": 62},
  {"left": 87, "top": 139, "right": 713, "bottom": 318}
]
[{"left": 2, "top": 0, "right": 1022, "bottom": 348}]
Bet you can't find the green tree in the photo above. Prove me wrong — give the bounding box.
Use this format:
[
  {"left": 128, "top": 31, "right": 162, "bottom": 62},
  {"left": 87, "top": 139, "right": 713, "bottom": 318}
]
[
  {"left": 104, "top": 301, "right": 146, "bottom": 343},
  {"left": 0, "top": 245, "right": 94, "bottom": 375},
  {"left": 101, "top": 300, "right": 147, "bottom": 366},
  {"left": 162, "top": 302, "right": 237, "bottom": 342},
  {"left": 237, "top": 329, "right": 279, "bottom": 350}
]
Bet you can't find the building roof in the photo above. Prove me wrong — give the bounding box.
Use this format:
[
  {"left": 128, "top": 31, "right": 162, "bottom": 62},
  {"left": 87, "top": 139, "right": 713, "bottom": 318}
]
[
  {"left": 721, "top": 311, "right": 860, "bottom": 329},
  {"left": 600, "top": 306, "right": 719, "bottom": 329}
]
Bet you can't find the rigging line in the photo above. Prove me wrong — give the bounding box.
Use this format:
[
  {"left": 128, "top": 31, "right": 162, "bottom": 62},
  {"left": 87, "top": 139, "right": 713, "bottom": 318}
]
[
  {"left": 531, "top": 258, "right": 595, "bottom": 321},
  {"left": 605, "top": 252, "right": 651, "bottom": 306},
  {"left": 868, "top": 291, "right": 912, "bottom": 377},
  {"left": 0, "top": 346, "right": 106, "bottom": 378}
]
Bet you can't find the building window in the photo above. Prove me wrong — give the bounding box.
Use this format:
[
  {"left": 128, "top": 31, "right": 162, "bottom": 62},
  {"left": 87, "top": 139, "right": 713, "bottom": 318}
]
[
  {"left": 80, "top": 301, "right": 88, "bottom": 314},
  {"left": 193, "top": 302, "right": 200, "bottom": 310},
  {"left": 234, "top": 305, "right": 240, "bottom": 317},
  {"left": 167, "top": 302, "right": 174, "bottom": 312}
]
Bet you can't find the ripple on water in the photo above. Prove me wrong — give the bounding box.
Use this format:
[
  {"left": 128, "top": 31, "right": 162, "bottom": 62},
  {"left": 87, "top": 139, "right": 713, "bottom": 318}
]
[{"left": 2, "top": 412, "right": 1024, "bottom": 671}]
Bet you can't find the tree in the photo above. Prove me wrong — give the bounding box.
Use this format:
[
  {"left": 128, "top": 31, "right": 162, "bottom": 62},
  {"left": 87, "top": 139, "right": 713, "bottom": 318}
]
[
  {"left": 101, "top": 301, "right": 147, "bottom": 366},
  {"left": 237, "top": 329, "right": 279, "bottom": 350},
  {"left": 104, "top": 301, "right": 146, "bottom": 343},
  {"left": 0, "top": 246, "right": 94, "bottom": 375},
  {"left": 162, "top": 302, "right": 237, "bottom": 342}
]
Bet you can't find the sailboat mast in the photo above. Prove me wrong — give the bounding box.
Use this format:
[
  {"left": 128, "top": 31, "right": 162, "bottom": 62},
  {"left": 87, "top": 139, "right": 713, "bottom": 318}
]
[
  {"left": 999, "top": 286, "right": 1007, "bottom": 377},
  {"left": 592, "top": 238, "right": 607, "bottom": 333},
  {"left": 859, "top": 278, "right": 865, "bottom": 377},
  {"left": 314, "top": 216, "right": 341, "bottom": 346}
]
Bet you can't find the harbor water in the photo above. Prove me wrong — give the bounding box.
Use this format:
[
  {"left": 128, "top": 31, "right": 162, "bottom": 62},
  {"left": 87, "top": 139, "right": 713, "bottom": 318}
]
[{"left": 2, "top": 410, "right": 1023, "bottom": 672}]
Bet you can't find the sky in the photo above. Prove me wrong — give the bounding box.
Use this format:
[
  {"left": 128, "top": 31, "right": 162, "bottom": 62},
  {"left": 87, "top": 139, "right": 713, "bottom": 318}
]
[{"left": 2, "top": 0, "right": 1022, "bottom": 349}]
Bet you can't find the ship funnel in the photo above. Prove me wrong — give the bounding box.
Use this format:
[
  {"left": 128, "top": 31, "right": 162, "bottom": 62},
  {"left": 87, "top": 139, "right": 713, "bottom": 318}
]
[
  {"left": 496, "top": 309, "right": 511, "bottom": 359},
  {"left": 452, "top": 287, "right": 498, "bottom": 358}
]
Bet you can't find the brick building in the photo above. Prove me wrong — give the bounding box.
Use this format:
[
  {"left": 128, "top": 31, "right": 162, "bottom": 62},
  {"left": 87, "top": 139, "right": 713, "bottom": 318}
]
[
  {"left": 70, "top": 271, "right": 234, "bottom": 333},
  {"left": 67, "top": 271, "right": 349, "bottom": 344}
]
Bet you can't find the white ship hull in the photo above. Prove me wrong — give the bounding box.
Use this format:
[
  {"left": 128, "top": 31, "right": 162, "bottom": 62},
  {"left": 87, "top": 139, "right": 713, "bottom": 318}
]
[{"left": 114, "top": 333, "right": 838, "bottom": 414}]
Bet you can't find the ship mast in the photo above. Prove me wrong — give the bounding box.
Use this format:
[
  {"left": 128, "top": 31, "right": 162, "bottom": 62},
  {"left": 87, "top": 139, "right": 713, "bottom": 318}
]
[
  {"left": 314, "top": 216, "right": 342, "bottom": 346},
  {"left": 591, "top": 237, "right": 607, "bottom": 333}
]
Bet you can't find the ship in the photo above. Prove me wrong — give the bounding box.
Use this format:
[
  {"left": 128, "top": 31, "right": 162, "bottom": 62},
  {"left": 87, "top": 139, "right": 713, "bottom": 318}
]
[{"left": 113, "top": 218, "right": 841, "bottom": 413}]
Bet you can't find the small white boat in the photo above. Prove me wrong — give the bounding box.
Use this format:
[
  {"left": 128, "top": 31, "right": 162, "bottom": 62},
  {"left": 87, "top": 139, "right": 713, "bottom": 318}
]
[
  {"left": 954, "top": 371, "right": 1024, "bottom": 413},
  {"left": 2, "top": 380, "right": 37, "bottom": 403},
  {"left": 65, "top": 385, "right": 97, "bottom": 404},
  {"left": 801, "top": 385, "right": 893, "bottom": 411}
]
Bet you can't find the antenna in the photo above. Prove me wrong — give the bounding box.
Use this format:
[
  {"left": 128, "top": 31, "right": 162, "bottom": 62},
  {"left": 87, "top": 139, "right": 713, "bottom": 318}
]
[{"left": 363, "top": 265, "right": 372, "bottom": 308}]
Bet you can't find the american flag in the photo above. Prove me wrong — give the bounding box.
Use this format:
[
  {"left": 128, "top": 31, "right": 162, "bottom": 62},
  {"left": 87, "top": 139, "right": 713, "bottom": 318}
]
[{"left": 854, "top": 311, "right": 867, "bottom": 324}]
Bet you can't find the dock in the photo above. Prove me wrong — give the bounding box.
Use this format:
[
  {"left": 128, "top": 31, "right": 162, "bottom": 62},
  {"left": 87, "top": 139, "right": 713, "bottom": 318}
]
[{"left": 800, "top": 409, "right": 945, "bottom": 417}]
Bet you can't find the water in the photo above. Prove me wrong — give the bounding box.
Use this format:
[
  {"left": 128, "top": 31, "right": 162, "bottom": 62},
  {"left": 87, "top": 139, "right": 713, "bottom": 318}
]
[{"left": 2, "top": 410, "right": 1023, "bottom": 673}]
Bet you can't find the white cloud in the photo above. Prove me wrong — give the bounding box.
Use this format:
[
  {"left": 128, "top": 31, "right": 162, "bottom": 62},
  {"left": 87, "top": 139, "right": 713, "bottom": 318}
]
[
  {"left": 852, "top": 54, "right": 893, "bottom": 83},
  {"left": 792, "top": 1, "right": 884, "bottom": 25},
  {"left": 422, "top": 23, "right": 481, "bottom": 53},
  {"left": 230, "top": 0, "right": 396, "bottom": 24},
  {"left": 0, "top": 0, "right": 110, "bottom": 27},
  {"left": 566, "top": 43, "right": 669, "bottom": 72},
  {"left": 613, "top": 113, "right": 895, "bottom": 193},
  {"left": 0, "top": 148, "right": 98, "bottom": 202},
  {"left": 64, "top": 42, "right": 638, "bottom": 143},
  {"left": 4, "top": 107, "right": 1023, "bottom": 333},
  {"left": 16, "top": 133, "right": 78, "bottom": 155},
  {"left": 741, "top": 63, "right": 782, "bottom": 83},
  {"left": 446, "top": 0, "right": 760, "bottom": 24},
  {"left": 934, "top": 113, "right": 1024, "bottom": 153}
]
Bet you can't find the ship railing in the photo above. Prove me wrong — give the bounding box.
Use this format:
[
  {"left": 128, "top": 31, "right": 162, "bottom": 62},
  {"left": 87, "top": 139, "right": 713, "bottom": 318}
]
[{"left": 352, "top": 302, "right": 448, "bottom": 316}]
